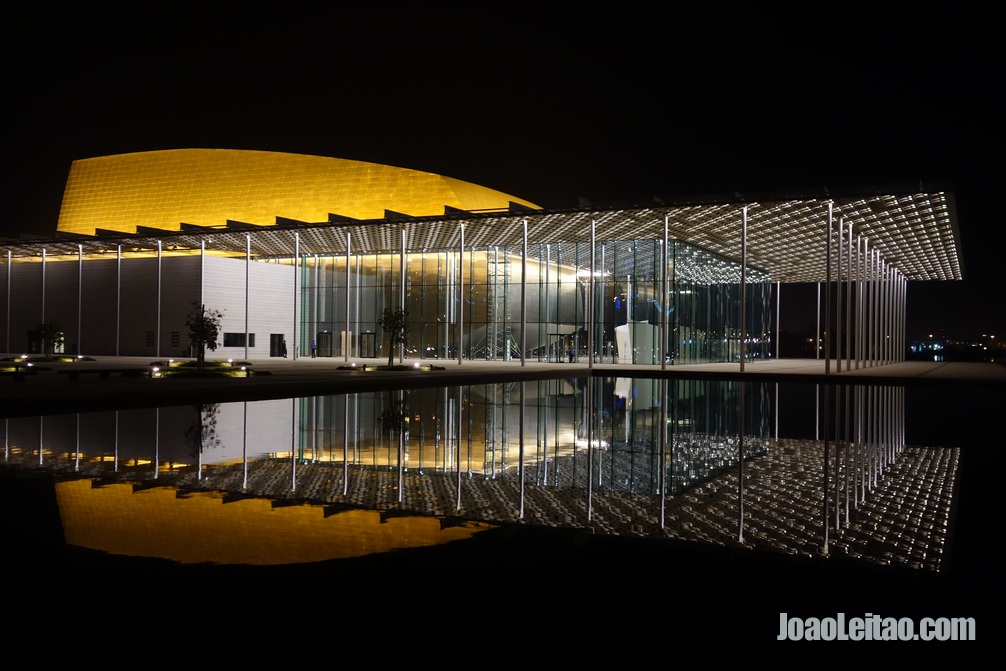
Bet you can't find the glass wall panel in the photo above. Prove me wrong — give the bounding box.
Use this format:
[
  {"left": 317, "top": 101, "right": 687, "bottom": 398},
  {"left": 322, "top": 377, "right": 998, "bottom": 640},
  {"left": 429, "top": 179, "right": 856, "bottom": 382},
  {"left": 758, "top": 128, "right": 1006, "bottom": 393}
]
[{"left": 295, "top": 233, "right": 772, "bottom": 365}]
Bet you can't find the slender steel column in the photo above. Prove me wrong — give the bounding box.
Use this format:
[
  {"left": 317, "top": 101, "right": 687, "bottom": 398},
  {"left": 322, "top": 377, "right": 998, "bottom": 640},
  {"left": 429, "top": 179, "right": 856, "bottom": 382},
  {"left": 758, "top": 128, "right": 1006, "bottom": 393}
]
[
  {"left": 521, "top": 218, "right": 528, "bottom": 367},
  {"left": 825, "top": 204, "right": 833, "bottom": 374},
  {"left": 740, "top": 206, "right": 748, "bottom": 372},
  {"left": 116, "top": 245, "right": 122, "bottom": 356},
  {"left": 661, "top": 214, "right": 668, "bottom": 370},
  {"left": 845, "top": 221, "right": 853, "bottom": 371},
  {"left": 200, "top": 239, "right": 205, "bottom": 304},
  {"left": 856, "top": 236, "right": 864, "bottom": 369},
  {"left": 816, "top": 283, "right": 821, "bottom": 360},
  {"left": 400, "top": 227, "right": 406, "bottom": 364},
  {"left": 588, "top": 219, "right": 596, "bottom": 368},
  {"left": 5, "top": 250, "right": 10, "bottom": 353},
  {"left": 457, "top": 224, "right": 465, "bottom": 366},
  {"left": 293, "top": 233, "right": 299, "bottom": 360},
  {"left": 836, "top": 218, "right": 843, "bottom": 372},
  {"left": 41, "top": 248, "right": 46, "bottom": 325},
  {"left": 245, "top": 235, "right": 251, "bottom": 360},
  {"left": 156, "top": 240, "right": 162, "bottom": 358},
  {"left": 77, "top": 244, "right": 82, "bottom": 355},
  {"left": 345, "top": 232, "right": 351, "bottom": 362},
  {"left": 775, "top": 281, "right": 781, "bottom": 360},
  {"left": 314, "top": 255, "right": 321, "bottom": 358},
  {"left": 883, "top": 260, "right": 890, "bottom": 363}
]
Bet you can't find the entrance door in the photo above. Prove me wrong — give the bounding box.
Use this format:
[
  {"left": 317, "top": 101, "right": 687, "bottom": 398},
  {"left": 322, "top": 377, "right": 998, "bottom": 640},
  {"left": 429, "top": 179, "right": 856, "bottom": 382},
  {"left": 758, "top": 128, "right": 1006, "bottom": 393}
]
[
  {"left": 317, "top": 331, "right": 332, "bottom": 357},
  {"left": 270, "top": 334, "right": 287, "bottom": 357},
  {"left": 360, "top": 331, "right": 376, "bottom": 358}
]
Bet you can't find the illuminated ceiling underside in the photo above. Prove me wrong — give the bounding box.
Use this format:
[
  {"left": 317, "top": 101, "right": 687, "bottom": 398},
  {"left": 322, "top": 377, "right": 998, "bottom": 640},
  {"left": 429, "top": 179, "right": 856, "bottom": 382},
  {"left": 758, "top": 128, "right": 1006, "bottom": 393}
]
[{"left": 4, "top": 150, "right": 962, "bottom": 284}]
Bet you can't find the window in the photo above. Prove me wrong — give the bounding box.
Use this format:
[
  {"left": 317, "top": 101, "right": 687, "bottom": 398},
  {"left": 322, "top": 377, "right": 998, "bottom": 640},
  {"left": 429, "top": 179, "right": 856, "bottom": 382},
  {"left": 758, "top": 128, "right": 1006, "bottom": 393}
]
[
  {"left": 170, "top": 331, "right": 180, "bottom": 347},
  {"left": 223, "top": 333, "right": 255, "bottom": 347}
]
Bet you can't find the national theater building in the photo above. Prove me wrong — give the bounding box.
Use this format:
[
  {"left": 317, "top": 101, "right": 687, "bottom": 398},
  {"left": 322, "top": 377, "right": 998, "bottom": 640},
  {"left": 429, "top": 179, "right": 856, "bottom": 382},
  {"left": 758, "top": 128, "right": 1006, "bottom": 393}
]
[{"left": 0, "top": 149, "right": 962, "bottom": 366}]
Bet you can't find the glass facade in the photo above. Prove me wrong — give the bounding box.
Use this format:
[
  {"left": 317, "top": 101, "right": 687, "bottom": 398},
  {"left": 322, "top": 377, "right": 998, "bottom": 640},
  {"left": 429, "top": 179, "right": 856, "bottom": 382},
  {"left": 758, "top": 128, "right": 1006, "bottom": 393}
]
[{"left": 298, "top": 237, "right": 774, "bottom": 364}]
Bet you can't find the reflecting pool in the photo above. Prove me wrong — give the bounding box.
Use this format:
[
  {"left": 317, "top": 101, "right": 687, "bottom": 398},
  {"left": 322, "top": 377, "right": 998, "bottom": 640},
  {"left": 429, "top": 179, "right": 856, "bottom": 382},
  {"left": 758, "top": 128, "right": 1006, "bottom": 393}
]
[{"left": 1, "top": 377, "right": 960, "bottom": 573}]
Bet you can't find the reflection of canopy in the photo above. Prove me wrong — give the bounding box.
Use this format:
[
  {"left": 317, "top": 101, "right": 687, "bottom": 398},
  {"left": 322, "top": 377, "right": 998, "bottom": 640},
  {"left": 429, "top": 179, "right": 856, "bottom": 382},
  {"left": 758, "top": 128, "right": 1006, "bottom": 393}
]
[
  {"left": 4, "top": 149, "right": 960, "bottom": 285},
  {"left": 55, "top": 479, "right": 492, "bottom": 565}
]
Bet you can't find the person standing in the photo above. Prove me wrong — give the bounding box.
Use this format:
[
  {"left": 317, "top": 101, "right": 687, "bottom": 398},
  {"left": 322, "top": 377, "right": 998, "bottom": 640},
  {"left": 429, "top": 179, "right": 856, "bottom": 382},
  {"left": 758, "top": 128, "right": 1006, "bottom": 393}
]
[{"left": 311, "top": 340, "right": 317, "bottom": 358}]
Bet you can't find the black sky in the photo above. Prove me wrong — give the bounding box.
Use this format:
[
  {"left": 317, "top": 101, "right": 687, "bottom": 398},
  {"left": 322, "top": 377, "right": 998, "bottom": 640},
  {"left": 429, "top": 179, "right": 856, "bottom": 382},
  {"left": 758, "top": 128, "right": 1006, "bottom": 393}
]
[{"left": 3, "top": 4, "right": 1003, "bottom": 339}]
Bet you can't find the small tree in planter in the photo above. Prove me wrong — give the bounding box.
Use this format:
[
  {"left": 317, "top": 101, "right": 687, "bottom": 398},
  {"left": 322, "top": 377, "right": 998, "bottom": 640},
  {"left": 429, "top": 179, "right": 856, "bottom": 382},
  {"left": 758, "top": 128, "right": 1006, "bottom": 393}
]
[
  {"left": 378, "top": 306, "right": 409, "bottom": 367},
  {"left": 38, "top": 320, "right": 65, "bottom": 357},
  {"left": 186, "top": 302, "right": 224, "bottom": 369}
]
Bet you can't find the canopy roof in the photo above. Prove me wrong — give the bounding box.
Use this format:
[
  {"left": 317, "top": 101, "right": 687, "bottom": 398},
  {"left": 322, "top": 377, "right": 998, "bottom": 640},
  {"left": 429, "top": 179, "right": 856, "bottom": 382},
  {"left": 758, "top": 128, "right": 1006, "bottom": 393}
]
[{"left": 3, "top": 183, "right": 962, "bottom": 283}]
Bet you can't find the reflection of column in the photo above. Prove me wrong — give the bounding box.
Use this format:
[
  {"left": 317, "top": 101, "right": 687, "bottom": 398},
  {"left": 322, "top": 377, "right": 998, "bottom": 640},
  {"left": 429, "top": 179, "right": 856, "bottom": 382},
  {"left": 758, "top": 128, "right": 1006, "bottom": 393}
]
[
  {"left": 821, "top": 384, "right": 830, "bottom": 555},
  {"left": 455, "top": 386, "right": 462, "bottom": 510},
  {"left": 834, "top": 383, "right": 841, "bottom": 531},
  {"left": 154, "top": 408, "right": 159, "bottom": 480},
  {"left": 75, "top": 414, "right": 80, "bottom": 472},
  {"left": 397, "top": 389, "right": 404, "bottom": 503},
  {"left": 659, "top": 378, "right": 667, "bottom": 528},
  {"left": 290, "top": 397, "right": 297, "bottom": 490},
  {"left": 242, "top": 401, "right": 248, "bottom": 490},
  {"left": 343, "top": 394, "right": 349, "bottom": 495},
  {"left": 519, "top": 382, "right": 525, "bottom": 519},
  {"left": 738, "top": 381, "right": 745, "bottom": 543},
  {"left": 114, "top": 410, "right": 119, "bottom": 473},
  {"left": 586, "top": 376, "right": 593, "bottom": 522}
]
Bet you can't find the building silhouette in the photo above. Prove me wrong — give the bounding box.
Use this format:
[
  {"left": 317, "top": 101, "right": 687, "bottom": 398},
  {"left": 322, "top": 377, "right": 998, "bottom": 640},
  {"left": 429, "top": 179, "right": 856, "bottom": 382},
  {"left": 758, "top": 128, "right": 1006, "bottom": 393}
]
[{"left": 1, "top": 150, "right": 962, "bottom": 367}]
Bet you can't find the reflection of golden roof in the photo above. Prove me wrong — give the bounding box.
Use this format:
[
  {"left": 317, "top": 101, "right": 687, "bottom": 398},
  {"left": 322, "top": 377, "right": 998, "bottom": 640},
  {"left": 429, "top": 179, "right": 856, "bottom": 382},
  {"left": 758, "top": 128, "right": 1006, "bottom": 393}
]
[
  {"left": 56, "top": 149, "right": 541, "bottom": 236},
  {"left": 55, "top": 479, "right": 492, "bottom": 565}
]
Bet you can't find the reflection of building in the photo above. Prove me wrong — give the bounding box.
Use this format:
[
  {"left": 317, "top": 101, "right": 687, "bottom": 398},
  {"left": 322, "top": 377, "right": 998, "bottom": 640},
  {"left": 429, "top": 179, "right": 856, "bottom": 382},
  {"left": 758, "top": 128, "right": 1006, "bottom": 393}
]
[{"left": 1, "top": 149, "right": 962, "bottom": 365}]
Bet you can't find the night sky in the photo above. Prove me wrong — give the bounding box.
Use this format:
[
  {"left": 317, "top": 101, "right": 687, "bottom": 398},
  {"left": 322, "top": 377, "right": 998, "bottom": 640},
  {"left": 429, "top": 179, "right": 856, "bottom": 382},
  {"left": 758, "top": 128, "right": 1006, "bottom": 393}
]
[{"left": 4, "top": 5, "right": 1003, "bottom": 340}]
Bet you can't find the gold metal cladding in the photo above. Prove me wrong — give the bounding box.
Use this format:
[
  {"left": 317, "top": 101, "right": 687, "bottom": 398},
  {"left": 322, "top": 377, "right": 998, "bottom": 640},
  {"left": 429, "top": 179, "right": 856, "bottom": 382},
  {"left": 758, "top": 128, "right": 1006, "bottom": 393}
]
[{"left": 55, "top": 149, "right": 541, "bottom": 236}]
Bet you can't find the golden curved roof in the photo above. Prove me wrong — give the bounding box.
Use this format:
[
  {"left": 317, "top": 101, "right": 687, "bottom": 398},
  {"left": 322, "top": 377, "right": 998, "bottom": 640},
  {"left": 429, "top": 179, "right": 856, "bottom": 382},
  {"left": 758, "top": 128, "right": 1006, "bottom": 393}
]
[{"left": 56, "top": 149, "right": 541, "bottom": 236}]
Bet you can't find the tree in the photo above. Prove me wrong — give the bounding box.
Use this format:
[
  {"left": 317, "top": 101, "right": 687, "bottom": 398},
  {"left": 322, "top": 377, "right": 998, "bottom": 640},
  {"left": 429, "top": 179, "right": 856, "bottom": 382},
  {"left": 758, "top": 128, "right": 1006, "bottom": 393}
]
[
  {"left": 185, "top": 303, "right": 224, "bottom": 368},
  {"left": 378, "top": 306, "right": 410, "bottom": 367},
  {"left": 37, "top": 320, "right": 64, "bottom": 357}
]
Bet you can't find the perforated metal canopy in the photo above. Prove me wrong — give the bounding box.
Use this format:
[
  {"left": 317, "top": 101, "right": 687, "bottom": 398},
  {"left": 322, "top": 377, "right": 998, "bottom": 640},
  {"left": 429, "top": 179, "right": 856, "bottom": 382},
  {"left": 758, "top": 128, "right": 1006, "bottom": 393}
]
[{"left": 2, "top": 184, "right": 962, "bottom": 283}]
